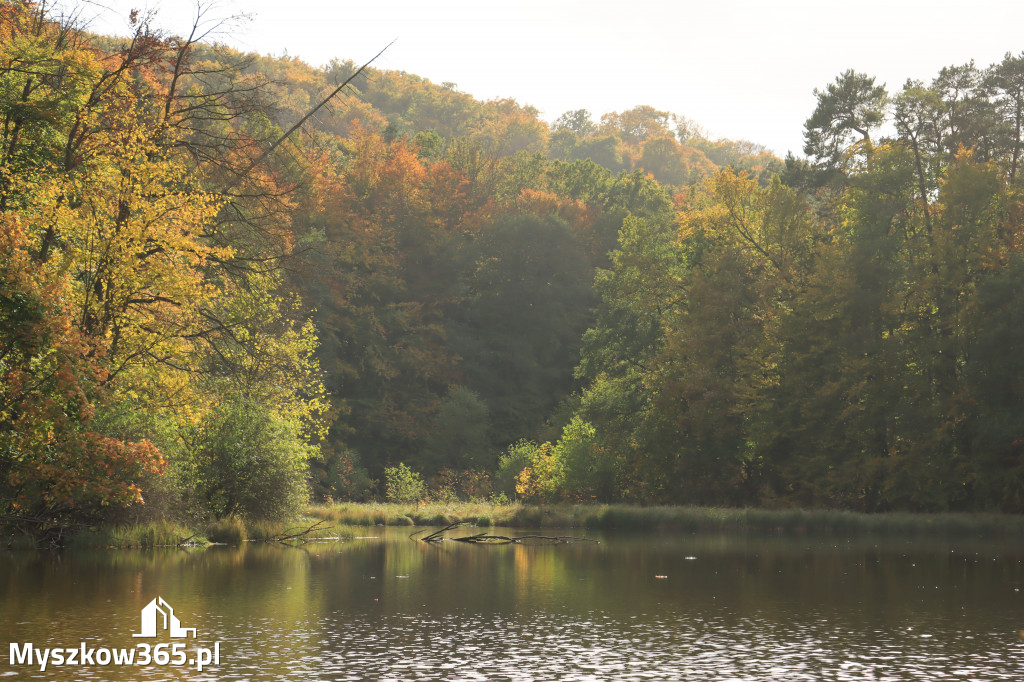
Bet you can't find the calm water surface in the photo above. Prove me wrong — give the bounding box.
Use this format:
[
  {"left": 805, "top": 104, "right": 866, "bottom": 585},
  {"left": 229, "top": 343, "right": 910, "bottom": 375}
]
[{"left": 2, "top": 527, "right": 1024, "bottom": 680}]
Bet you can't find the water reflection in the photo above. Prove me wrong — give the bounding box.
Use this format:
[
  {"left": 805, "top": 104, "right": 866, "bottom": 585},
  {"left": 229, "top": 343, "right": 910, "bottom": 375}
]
[{"left": 1, "top": 529, "right": 1023, "bottom": 680}]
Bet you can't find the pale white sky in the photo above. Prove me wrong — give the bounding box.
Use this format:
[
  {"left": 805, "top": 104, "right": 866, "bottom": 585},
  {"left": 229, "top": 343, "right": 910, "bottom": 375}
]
[{"left": 79, "top": 0, "right": 1024, "bottom": 157}]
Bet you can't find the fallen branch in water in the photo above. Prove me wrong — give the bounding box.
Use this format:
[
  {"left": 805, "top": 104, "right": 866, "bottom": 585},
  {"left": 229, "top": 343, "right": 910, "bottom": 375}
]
[
  {"left": 410, "top": 521, "right": 467, "bottom": 542},
  {"left": 176, "top": 532, "right": 201, "bottom": 546},
  {"left": 1, "top": 512, "right": 80, "bottom": 549},
  {"left": 269, "top": 519, "right": 332, "bottom": 543},
  {"left": 411, "top": 521, "right": 598, "bottom": 545}
]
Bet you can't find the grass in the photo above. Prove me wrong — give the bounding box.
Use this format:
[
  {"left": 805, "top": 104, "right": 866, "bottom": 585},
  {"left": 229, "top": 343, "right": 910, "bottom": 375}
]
[
  {"left": 305, "top": 500, "right": 559, "bottom": 529},
  {"left": 205, "top": 516, "right": 247, "bottom": 545},
  {"left": 60, "top": 515, "right": 355, "bottom": 549},
  {"left": 305, "top": 501, "right": 1024, "bottom": 538},
  {"left": 67, "top": 520, "right": 201, "bottom": 549}
]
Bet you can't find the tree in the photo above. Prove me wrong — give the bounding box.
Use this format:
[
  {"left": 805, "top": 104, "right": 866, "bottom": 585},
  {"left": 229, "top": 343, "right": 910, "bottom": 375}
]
[
  {"left": 553, "top": 109, "right": 595, "bottom": 137},
  {"left": 932, "top": 61, "right": 997, "bottom": 162},
  {"left": 989, "top": 52, "right": 1024, "bottom": 181},
  {"left": 179, "top": 396, "right": 312, "bottom": 521},
  {"left": 600, "top": 106, "right": 673, "bottom": 145},
  {"left": 302, "top": 128, "right": 481, "bottom": 477},
  {"left": 0, "top": 3, "right": 327, "bottom": 528},
  {"left": 803, "top": 70, "right": 887, "bottom": 170},
  {"left": 452, "top": 214, "right": 594, "bottom": 447},
  {"left": 421, "top": 386, "right": 492, "bottom": 473},
  {"left": 0, "top": 216, "right": 165, "bottom": 524},
  {"left": 571, "top": 170, "right": 681, "bottom": 502},
  {"left": 384, "top": 463, "right": 425, "bottom": 503},
  {"left": 571, "top": 133, "right": 627, "bottom": 173},
  {"left": 893, "top": 79, "right": 943, "bottom": 232},
  {"left": 963, "top": 249, "right": 1024, "bottom": 511},
  {"left": 638, "top": 136, "right": 715, "bottom": 187},
  {"left": 470, "top": 98, "right": 548, "bottom": 157}
]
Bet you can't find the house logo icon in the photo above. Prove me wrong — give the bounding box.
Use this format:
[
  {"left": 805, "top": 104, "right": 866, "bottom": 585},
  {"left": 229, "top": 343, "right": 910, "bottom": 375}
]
[{"left": 132, "top": 597, "right": 197, "bottom": 638}]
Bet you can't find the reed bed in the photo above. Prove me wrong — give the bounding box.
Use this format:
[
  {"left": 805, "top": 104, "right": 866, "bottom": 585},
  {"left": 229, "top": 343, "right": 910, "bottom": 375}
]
[
  {"left": 305, "top": 502, "right": 1024, "bottom": 538},
  {"left": 67, "top": 520, "right": 201, "bottom": 549},
  {"left": 64, "top": 515, "right": 353, "bottom": 549}
]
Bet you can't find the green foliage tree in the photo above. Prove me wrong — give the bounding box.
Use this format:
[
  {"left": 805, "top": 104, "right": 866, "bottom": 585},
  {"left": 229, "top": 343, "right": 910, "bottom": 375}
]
[
  {"left": 571, "top": 133, "right": 628, "bottom": 172},
  {"left": 179, "top": 397, "right": 312, "bottom": 521},
  {"left": 551, "top": 417, "right": 617, "bottom": 502},
  {"left": 452, "top": 213, "right": 594, "bottom": 447},
  {"left": 932, "top": 61, "right": 998, "bottom": 161},
  {"left": 384, "top": 463, "right": 426, "bottom": 504},
  {"left": 803, "top": 69, "right": 888, "bottom": 170},
  {"left": 553, "top": 109, "right": 596, "bottom": 137},
  {"left": 422, "top": 386, "right": 492, "bottom": 473},
  {"left": 963, "top": 249, "right": 1024, "bottom": 511},
  {"left": 989, "top": 52, "right": 1024, "bottom": 181},
  {"left": 638, "top": 136, "right": 692, "bottom": 186},
  {"left": 495, "top": 440, "right": 538, "bottom": 497}
]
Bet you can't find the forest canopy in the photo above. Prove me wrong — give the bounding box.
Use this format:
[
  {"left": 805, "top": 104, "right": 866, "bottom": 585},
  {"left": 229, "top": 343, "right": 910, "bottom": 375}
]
[{"left": 3, "top": 1, "right": 1024, "bottom": 535}]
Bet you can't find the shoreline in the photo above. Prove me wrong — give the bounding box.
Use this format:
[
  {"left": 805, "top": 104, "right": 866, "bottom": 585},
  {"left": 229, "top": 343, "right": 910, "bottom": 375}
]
[
  {"left": 307, "top": 501, "right": 1024, "bottom": 537},
  {"left": 7, "top": 502, "right": 1024, "bottom": 550}
]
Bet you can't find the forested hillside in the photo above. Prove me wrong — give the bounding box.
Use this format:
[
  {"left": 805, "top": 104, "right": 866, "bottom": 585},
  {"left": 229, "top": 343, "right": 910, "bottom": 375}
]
[
  {"left": 3, "top": 2, "right": 1024, "bottom": 534},
  {"left": 545, "top": 67, "right": 1024, "bottom": 513}
]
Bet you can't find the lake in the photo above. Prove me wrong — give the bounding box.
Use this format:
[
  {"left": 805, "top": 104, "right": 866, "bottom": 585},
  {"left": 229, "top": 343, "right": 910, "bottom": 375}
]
[{"left": 2, "top": 527, "right": 1023, "bottom": 680}]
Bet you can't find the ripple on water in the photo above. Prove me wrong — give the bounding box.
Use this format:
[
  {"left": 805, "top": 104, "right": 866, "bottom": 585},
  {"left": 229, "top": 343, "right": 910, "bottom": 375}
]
[
  {"left": 5, "top": 533, "right": 1024, "bottom": 681},
  {"left": 8, "top": 612, "right": 1022, "bottom": 681},
  {"left": 190, "top": 611, "right": 1024, "bottom": 682}
]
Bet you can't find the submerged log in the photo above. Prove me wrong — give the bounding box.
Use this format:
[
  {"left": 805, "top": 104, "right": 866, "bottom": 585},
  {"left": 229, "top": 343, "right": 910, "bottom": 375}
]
[{"left": 411, "top": 522, "right": 598, "bottom": 545}]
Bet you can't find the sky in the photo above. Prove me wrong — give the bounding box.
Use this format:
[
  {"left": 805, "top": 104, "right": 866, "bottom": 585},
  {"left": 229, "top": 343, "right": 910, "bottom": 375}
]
[{"left": 78, "top": 0, "right": 1024, "bottom": 157}]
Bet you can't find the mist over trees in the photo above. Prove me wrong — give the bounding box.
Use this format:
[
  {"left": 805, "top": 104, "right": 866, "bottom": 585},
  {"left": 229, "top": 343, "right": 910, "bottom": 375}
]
[{"left": 3, "top": 2, "right": 1024, "bottom": 533}]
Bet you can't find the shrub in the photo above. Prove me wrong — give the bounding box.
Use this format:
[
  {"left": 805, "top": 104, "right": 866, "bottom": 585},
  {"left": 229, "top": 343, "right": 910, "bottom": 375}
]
[
  {"left": 514, "top": 441, "right": 561, "bottom": 503},
  {"left": 497, "top": 440, "right": 541, "bottom": 497},
  {"left": 85, "top": 401, "right": 189, "bottom": 524},
  {"left": 429, "top": 468, "right": 493, "bottom": 502},
  {"left": 310, "top": 445, "right": 375, "bottom": 502},
  {"left": 553, "top": 417, "right": 617, "bottom": 502},
  {"left": 508, "top": 419, "right": 617, "bottom": 503},
  {"left": 384, "top": 463, "right": 425, "bottom": 504},
  {"left": 180, "top": 396, "right": 312, "bottom": 521}
]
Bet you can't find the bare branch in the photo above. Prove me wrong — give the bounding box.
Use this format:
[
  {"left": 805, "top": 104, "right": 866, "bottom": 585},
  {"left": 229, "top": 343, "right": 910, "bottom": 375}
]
[{"left": 222, "top": 39, "right": 395, "bottom": 191}]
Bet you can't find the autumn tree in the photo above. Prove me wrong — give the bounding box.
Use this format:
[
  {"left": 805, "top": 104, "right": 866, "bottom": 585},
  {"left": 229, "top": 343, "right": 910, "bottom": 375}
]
[{"left": 0, "top": 3, "right": 326, "bottom": 530}]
